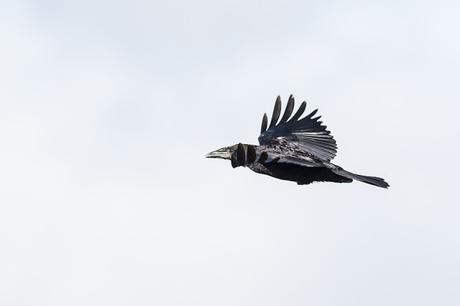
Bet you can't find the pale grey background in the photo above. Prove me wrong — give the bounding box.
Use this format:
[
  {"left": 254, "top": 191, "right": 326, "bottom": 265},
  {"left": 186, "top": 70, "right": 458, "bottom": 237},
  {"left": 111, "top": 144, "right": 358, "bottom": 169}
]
[{"left": 1, "top": 0, "right": 459, "bottom": 305}]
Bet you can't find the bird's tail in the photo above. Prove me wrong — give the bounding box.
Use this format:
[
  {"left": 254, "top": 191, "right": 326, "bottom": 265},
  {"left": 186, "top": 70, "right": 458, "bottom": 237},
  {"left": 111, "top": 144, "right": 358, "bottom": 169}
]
[{"left": 333, "top": 167, "right": 389, "bottom": 189}]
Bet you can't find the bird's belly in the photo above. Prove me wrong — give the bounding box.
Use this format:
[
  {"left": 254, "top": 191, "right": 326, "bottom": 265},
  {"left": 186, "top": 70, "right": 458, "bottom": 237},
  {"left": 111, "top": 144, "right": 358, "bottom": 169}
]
[{"left": 249, "top": 162, "right": 350, "bottom": 185}]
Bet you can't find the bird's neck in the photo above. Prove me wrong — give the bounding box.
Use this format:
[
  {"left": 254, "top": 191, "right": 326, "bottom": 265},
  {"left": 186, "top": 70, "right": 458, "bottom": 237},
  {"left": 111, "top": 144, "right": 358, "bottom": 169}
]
[{"left": 231, "top": 143, "right": 259, "bottom": 168}]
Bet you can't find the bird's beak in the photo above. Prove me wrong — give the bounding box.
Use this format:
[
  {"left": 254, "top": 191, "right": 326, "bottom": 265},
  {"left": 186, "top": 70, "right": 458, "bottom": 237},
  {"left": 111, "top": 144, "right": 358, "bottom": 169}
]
[{"left": 205, "top": 147, "right": 231, "bottom": 159}]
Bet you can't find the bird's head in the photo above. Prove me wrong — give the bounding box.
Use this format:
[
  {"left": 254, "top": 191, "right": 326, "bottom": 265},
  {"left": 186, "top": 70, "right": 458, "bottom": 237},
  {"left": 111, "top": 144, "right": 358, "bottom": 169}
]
[
  {"left": 205, "top": 144, "right": 239, "bottom": 160},
  {"left": 206, "top": 143, "right": 257, "bottom": 168}
]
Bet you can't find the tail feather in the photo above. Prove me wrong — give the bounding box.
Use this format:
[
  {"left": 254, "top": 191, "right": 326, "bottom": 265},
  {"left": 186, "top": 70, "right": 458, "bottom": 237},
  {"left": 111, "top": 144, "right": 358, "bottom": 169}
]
[{"left": 333, "top": 168, "right": 389, "bottom": 188}]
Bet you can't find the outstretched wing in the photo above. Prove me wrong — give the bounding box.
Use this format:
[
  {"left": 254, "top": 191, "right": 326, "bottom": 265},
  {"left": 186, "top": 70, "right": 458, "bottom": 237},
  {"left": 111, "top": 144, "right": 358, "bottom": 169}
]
[{"left": 259, "top": 95, "right": 337, "bottom": 161}]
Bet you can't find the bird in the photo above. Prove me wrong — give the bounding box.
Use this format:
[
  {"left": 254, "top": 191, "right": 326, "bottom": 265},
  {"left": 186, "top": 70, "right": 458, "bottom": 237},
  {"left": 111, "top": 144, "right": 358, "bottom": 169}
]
[{"left": 206, "top": 95, "right": 389, "bottom": 188}]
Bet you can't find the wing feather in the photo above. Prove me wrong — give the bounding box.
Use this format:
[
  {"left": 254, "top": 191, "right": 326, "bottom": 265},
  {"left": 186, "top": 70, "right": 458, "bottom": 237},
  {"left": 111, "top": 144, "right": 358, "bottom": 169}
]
[
  {"left": 260, "top": 113, "right": 268, "bottom": 133},
  {"left": 279, "top": 94, "right": 295, "bottom": 124},
  {"left": 289, "top": 101, "right": 306, "bottom": 122},
  {"left": 269, "top": 96, "right": 282, "bottom": 128},
  {"left": 258, "top": 95, "right": 337, "bottom": 161}
]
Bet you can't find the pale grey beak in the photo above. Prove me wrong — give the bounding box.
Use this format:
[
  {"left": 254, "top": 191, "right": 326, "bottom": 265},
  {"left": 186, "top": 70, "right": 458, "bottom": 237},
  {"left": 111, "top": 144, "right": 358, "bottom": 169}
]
[{"left": 205, "top": 147, "right": 231, "bottom": 159}]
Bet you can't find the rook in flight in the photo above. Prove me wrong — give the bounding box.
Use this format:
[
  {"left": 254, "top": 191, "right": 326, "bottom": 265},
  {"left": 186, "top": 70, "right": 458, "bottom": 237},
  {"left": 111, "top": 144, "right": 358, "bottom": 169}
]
[{"left": 206, "top": 95, "right": 389, "bottom": 188}]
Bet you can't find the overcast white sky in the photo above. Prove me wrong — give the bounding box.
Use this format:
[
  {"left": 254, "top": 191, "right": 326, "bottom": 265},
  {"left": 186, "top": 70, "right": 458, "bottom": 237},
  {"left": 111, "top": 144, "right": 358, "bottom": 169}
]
[{"left": 1, "top": 0, "right": 459, "bottom": 305}]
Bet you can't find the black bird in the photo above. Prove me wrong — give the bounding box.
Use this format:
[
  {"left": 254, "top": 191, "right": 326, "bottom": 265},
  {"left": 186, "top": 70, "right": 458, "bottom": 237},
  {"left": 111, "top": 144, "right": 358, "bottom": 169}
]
[{"left": 206, "top": 95, "right": 389, "bottom": 188}]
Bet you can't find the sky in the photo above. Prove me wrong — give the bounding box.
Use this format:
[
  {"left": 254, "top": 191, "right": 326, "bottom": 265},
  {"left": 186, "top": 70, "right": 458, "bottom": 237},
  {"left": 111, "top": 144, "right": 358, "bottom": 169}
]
[{"left": 1, "top": 0, "right": 459, "bottom": 305}]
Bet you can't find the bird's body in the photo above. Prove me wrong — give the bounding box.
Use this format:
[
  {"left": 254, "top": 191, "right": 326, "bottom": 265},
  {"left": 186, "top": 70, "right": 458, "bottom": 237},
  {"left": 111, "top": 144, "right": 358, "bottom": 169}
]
[{"left": 207, "top": 95, "right": 389, "bottom": 188}]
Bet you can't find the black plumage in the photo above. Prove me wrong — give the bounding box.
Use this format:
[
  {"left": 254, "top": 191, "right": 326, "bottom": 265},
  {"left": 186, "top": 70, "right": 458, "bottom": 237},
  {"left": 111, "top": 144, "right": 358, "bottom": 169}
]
[{"left": 206, "top": 95, "right": 389, "bottom": 188}]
